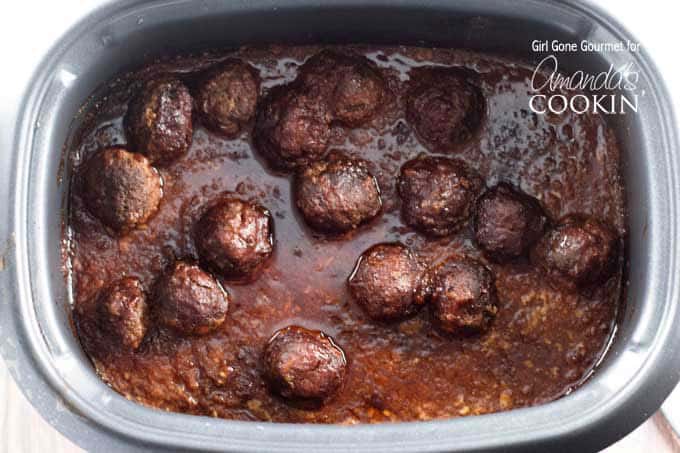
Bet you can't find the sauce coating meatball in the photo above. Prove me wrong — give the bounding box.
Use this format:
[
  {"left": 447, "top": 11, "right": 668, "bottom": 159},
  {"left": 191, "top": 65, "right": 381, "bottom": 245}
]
[
  {"left": 153, "top": 261, "right": 230, "bottom": 335},
  {"left": 474, "top": 183, "right": 548, "bottom": 261},
  {"left": 348, "top": 243, "right": 424, "bottom": 321},
  {"left": 398, "top": 155, "right": 483, "bottom": 237},
  {"left": 263, "top": 325, "right": 347, "bottom": 404},
  {"left": 194, "top": 59, "right": 260, "bottom": 137},
  {"left": 194, "top": 198, "right": 274, "bottom": 280},
  {"left": 253, "top": 84, "right": 332, "bottom": 171},
  {"left": 418, "top": 259, "right": 498, "bottom": 336},
  {"left": 124, "top": 77, "right": 193, "bottom": 165},
  {"left": 531, "top": 215, "right": 620, "bottom": 287},
  {"left": 294, "top": 151, "right": 382, "bottom": 234},
  {"left": 405, "top": 67, "right": 485, "bottom": 152},
  {"left": 94, "top": 277, "right": 148, "bottom": 351},
  {"left": 80, "top": 147, "right": 163, "bottom": 232},
  {"left": 299, "top": 50, "right": 386, "bottom": 126}
]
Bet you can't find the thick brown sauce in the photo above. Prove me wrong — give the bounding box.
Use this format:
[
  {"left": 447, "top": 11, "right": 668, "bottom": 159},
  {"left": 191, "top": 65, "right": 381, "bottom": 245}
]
[{"left": 64, "top": 45, "right": 626, "bottom": 423}]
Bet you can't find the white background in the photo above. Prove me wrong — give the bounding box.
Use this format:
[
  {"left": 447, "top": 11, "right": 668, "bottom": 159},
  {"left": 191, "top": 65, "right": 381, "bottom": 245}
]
[{"left": 0, "top": 1, "right": 679, "bottom": 452}]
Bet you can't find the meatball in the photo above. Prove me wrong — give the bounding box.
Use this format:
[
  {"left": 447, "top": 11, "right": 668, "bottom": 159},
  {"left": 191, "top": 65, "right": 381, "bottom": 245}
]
[
  {"left": 253, "top": 84, "right": 332, "bottom": 171},
  {"left": 80, "top": 147, "right": 163, "bottom": 232},
  {"left": 405, "top": 67, "right": 485, "bottom": 151},
  {"left": 299, "top": 50, "right": 386, "bottom": 126},
  {"left": 348, "top": 243, "right": 424, "bottom": 321},
  {"left": 194, "top": 198, "right": 274, "bottom": 280},
  {"left": 263, "top": 326, "right": 347, "bottom": 404},
  {"left": 154, "top": 261, "right": 230, "bottom": 335},
  {"left": 398, "top": 155, "right": 483, "bottom": 237},
  {"left": 419, "top": 258, "right": 498, "bottom": 336},
  {"left": 194, "top": 59, "right": 260, "bottom": 137},
  {"left": 474, "top": 183, "right": 548, "bottom": 261},
  {"left": 333, "top": 64, "right": 385, "bottom": 126},
  {"left": 530, "top": 215, "right": 620, "bottom": 287},
  {"left": 294, "top": 152, "right": 382, "bottom": 234},
  {"left": 124, "top": 77, "right": 193, "bottom": 165},
  {"left": 94, "top": 277, "right": 148, "bottom": 351}
]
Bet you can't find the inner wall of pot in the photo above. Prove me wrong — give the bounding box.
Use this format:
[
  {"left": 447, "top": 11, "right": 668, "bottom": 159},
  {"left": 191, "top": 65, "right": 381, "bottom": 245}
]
[{"left": 49, "top": 2, "right": 645, "bottom": 402}]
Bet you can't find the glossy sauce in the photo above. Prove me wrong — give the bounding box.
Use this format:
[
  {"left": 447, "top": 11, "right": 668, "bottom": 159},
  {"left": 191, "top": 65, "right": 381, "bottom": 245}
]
[{"left": 64, "top": 45, "right": 625, "bottom": 423}]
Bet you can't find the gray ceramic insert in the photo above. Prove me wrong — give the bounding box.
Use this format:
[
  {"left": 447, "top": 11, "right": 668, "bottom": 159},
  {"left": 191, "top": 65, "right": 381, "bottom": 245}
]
[{"left": 1, "top": 0, "right": 679, "bottom": 451}]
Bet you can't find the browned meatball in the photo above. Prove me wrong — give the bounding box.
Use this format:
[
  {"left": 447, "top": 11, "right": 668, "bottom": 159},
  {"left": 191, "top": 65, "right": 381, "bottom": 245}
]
[
  {"left": 530, "top": 215, "right": 620, "bottom": 287},
  {"left": 75, "top": 277, "right": 149, "bottom": 358},
  {"left": 398, "top": 155, "right": 483, "bottom": 237},
  {"left": 80, "top": 147, "right": 163, "bottom": 232},
  {"left": 263, "top": 326, "right": 347, "bottom": 404},
  {"left": 348, "top": 243, "right": 424, "bottom": 321},
  {"left": 253, "top": 84, "right": 332, "bottom": 171},
  {"left": 474, "top": 183, "right": 548, "bottom": 261},
  {"left": 194, "top": 198, "right": 274, "bottom": 280},
  {"left": 294, "top": 152, "right": 382, "bottom": 234},
  {"left": 299, "top": 50, "right": 386, "bottom": 126},
  {"left": 418, "top": 258, "right": 498, "bottom": 336},
  {"left": 154, "top": 261, "right": 230, "bottom": 335},
  {"left": 94, "top": 277, "right": 148, "bottom": 351},
  {"left": 194, "top": 59, "right": 260, "bottom": 137},
  {"left": 405, "top": 67, "right": 485, "bottom": 151},
  {"left": 124, "top": 77, "right": 193, "bottom": 165}
]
